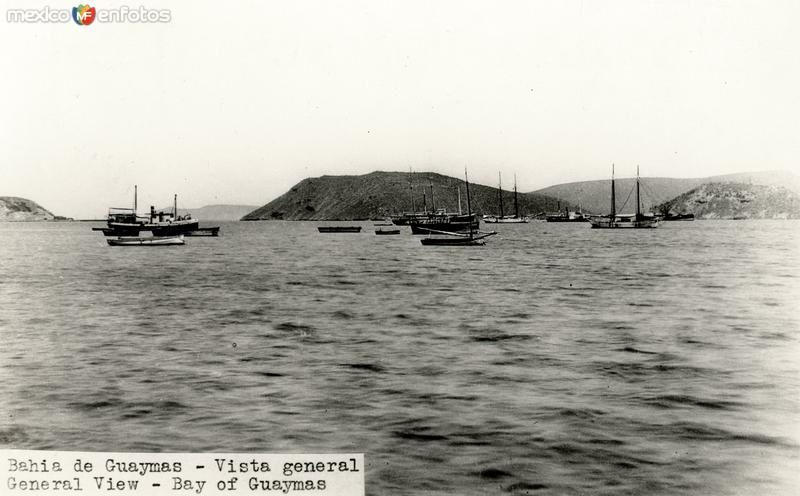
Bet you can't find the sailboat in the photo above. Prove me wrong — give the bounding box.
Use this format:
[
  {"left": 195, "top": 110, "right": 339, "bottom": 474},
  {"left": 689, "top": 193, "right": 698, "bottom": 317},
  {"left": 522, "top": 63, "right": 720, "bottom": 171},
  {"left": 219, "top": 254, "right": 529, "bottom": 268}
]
[
  {"left": 589, "top": 165, "right": 660, "bottom": 229},
  {"left": 484, "top": 173, "right": 528, "bottom": 223},
  {"left": 421, "top": 170, "right": 497, "bottom": 246}
]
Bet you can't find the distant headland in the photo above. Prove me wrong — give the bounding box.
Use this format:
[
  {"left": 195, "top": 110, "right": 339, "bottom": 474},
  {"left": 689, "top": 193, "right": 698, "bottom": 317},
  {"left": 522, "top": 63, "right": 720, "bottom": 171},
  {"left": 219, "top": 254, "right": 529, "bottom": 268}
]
[{"left": 0, "top": 197, "right": 61, "bottom": 222}]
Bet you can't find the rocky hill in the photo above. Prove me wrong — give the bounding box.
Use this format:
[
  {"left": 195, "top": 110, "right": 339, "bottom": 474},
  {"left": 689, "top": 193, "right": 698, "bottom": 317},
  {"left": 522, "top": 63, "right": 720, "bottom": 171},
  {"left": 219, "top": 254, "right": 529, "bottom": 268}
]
[
  {"left": 533, "top": 170, "right": 799, "bottom": 215},
  {"left": 0, "top": 197, "right": 55, "bottom": 221},
  {"left": 242, "top": 171, "right": 568, "bottom": 221},
  {"left": 657, "top": 182, "right": 800, "bottom": 219}
]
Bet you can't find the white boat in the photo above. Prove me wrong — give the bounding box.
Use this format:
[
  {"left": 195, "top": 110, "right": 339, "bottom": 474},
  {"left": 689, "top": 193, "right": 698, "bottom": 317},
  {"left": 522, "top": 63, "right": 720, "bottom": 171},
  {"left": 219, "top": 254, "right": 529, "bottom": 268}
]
[
  {"left": 590, "top": 165, "right": 660, "bottom": 229},
  {"left": 107, "top": 235, "right": 185, "bottom": 246}
]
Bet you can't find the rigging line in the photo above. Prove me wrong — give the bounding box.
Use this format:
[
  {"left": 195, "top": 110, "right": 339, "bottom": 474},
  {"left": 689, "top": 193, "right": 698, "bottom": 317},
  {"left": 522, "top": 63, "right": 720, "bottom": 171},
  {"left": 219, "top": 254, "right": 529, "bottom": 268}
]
[
  {"left": 618, "top": 184, "right": 635, "bottom": 213},
  {"left": 640, "top": 181, "right": 664, "bottom": 207}
]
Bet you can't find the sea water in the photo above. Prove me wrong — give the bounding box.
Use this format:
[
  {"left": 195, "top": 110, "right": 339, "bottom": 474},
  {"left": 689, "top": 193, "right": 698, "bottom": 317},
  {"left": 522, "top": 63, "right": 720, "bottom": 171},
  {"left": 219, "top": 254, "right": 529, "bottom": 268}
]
[{"left": 1, "top": 220, "right": 798, "bottom": 495}]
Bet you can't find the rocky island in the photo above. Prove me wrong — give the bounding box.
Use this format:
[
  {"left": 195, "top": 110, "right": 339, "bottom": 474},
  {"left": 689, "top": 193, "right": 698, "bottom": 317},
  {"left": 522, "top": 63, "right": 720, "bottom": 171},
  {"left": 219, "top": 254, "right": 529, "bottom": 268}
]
[{"left": 0, "top": 197, "right": 56, "bottom": 221}]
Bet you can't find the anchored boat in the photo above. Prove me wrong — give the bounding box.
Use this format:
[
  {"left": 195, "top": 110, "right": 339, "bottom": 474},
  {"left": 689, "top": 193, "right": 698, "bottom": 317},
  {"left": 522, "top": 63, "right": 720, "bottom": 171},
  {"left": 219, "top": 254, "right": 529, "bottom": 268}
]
[
  {"left": 93, "top": 186, "right": 218, "bottom": 236},
  {"left": 421, "top": 169, "right": 496, "bottom": 246},
  {"left": 589, "top": 166, "right": 660, "bottom": 229},
  {"left": 107, "top": 235, "right": 185, "bottom": 246},
  {"left": 483, "top": 173, "right": 528, "bottom": 223}
]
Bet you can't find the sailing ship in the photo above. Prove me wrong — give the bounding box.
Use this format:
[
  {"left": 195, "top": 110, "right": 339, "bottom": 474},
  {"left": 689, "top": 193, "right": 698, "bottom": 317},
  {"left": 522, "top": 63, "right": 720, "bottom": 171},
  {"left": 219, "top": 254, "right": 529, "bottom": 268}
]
[
  {"left": 484, "top": 173, "right": 528, "bottom": 223},
  {"left": 392, "top": 174, "right": 481, "bottom": 233},
  {"left": 589, "top": 166, "right": 660, "bottom": 229},
  {"left": 420, "top": 170, "right": 496, "bottom": 246}
]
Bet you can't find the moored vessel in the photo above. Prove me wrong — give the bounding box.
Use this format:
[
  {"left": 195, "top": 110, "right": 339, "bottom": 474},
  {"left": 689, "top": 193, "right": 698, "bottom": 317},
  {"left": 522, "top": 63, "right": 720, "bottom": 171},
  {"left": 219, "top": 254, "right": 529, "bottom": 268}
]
[{"left": 589, "top": 166, "right": 660, "bottom": 229}]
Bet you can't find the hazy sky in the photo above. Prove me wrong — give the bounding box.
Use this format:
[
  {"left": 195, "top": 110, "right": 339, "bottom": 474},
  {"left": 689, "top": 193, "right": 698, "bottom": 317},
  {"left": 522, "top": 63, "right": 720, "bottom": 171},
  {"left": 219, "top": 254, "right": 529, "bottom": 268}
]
[{"left": 2, "top": 0, "right": 798, "bottom": 218}]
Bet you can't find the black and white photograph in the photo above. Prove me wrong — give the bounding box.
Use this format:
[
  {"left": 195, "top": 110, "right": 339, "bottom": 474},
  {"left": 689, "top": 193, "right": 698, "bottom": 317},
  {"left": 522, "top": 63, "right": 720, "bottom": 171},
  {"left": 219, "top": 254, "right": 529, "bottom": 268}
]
[{"left": 1, "top": 1, "right": 799, "bottom": 494}]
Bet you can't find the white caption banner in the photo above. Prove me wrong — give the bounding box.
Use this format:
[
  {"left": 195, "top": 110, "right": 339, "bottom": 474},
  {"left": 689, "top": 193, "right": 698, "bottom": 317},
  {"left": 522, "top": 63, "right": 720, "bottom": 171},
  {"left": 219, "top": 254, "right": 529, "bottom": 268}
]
[{"left": 1, "top": 451, "right": 364, "bottom": 496}]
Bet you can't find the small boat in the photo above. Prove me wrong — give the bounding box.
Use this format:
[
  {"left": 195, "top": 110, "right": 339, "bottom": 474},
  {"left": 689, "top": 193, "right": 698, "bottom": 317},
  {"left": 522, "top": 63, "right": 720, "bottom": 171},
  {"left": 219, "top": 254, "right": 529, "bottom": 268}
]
[
  {"left": 107, "top": 235, "right": 185, "bottom": 246},
  {"left": 589, "top": 165, "right": 660, "bottom": 229},
  {"left": 375, "top": 228, "right": 401, "bottom": 235},
  {"left": 420, "top": 229, "right": 496, "bottom": 246},
  {"left": 483, "top": 173, "right": 528, "bottom": 223},
  {"left": 184, "top": 227, "right": 221, "bottom": 236},
  {"left": 318, "top": 226, "right": 362, "bottom": 233},
  {"left": 421, "top": 170, "right": 496, "bottom": 246},
  {"left": 662, "top": 213, "right": 695, "bottom": 221},
  {"left": 546, "top": 209, "right": 590, "bottom": 222}
]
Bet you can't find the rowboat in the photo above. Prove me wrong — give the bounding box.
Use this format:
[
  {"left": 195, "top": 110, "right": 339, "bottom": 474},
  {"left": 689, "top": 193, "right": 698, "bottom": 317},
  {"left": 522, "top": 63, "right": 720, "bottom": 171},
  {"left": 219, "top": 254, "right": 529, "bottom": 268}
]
[
  {"left": 375, "top": 228, "right": 401, "bottom": 235},
  {"left": 107, "top": 235, "right": 185, "bottom": 246},
  {"left": 318, "top": 226, "right": 362, "bottom": 233}
]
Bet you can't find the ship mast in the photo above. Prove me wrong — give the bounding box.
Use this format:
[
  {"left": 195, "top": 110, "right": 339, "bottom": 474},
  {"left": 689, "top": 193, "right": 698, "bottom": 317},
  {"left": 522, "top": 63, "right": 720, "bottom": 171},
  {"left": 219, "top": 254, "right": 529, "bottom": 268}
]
[
  {"left": 465, "top": 168, "right": 474, "bottom": 238},
  {"left": 133, "top": 185, "right": 137, "bottom": 214},
  {"left": 513, "top": 174, "right": 519, "bottom": 218},
  {"left": 409, "top": 168, "right": 416, "bottom": 213},
  {"left": 429, "top": 180, "right": 435, "bottom": 212},
  {"left": 174, "top": 194, "right": 178, "bottom": 219},
  {"left": 611, "top": 164, "right": 616, "bottom": 218},
  {"left": 636, "top": 165, "right": 641, "bottom": 218},
  {"left": 457, "top": 186, "right": 463, "bottom": 215},
  {"left": 498, "top": 172, "right": 504, "bottom": 219}
]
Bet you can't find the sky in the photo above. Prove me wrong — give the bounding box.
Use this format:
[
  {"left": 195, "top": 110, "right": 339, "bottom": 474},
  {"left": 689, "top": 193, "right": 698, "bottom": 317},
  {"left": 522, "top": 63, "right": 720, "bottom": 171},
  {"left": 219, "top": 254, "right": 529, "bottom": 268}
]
[{"left": 1, "top": 0, "right": 798, "bottom": 218}]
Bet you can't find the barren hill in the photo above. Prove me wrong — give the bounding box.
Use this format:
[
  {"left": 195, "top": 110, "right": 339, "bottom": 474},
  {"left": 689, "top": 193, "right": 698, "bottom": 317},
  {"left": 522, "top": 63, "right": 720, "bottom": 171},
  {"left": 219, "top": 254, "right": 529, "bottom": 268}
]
[
  {"left": 657, "top": 183, "right": 800, "bottom": 219},
  {"left": 0, "top": 197, "right": 55, "bottom": 221},
  {"left": 242, "top": 171, "right": 568, "bottom": 221}
]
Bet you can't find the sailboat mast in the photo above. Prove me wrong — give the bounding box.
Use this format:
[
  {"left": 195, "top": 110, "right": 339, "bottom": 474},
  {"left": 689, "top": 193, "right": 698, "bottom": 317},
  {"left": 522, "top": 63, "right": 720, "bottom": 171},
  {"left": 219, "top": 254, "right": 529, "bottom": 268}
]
[
  {"left": 498, "top": 172, "right": 504, "bottom": 218},
  {"left": 465, "top": 169, "right": 474, "bottom": 238},
  {"left": 457, "top": 186, "right": 463, "bottom": 215},
  {"left": 174, "top": 194, "right": 178, "bottom": 219},
  {"left": 133, "top": 185, "right": 137, "bottom": 214},
  {"left": 409, "top": 168, "right": 415, "bottom": 213},
  {"left": 611, "top": 164, "right": 616, "bottom": 218},
  {"left": 513, "top": 174, "right": 519, "bottom": 218},
  {"left": 636, "top": 165, "right": 641, "bottom": 217}
]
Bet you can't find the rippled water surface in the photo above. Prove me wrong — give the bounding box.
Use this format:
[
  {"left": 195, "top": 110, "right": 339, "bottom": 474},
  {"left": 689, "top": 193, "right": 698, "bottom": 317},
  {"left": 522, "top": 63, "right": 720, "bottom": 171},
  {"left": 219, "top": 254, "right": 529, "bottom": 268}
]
[{"left": 1, "top": 220, "right": 799, "bottom": 495}]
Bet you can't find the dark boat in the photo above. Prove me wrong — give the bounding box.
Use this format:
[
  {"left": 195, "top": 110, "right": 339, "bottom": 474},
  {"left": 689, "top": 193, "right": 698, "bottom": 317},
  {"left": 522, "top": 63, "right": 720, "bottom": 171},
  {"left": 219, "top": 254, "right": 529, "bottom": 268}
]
[
  {"left": 663, "top": 213, "right": 695, "bottom": 221},
  {"left": 318, "top": 226, "right": 362, "bottom": 233},
  {"left": 94, "top": 187, "right": 214, "bottom": 236},
  {"left": 409, "top": 213, "right": 479, "bottom": 234},
  {"left": 375, "top": 228, "right": 401, "bottom": 235},
  {"left": 421, "top": 170, "right": 496, "bottom": 246},
  {"left": 184, "top": 227, "right": 221, "bottom": 236}
]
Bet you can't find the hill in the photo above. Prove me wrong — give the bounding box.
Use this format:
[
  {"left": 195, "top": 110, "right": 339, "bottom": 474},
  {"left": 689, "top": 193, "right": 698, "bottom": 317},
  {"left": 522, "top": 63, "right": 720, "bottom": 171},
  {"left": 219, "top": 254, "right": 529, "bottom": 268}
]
[
  {"left": 657, "top": 182, "right": 800, "bottom": 219},
  {"left": 0, "top": 197, "right": 55, "bottom": 221},
  {"left": 533, "top": 170, "right": 799, "bottom": 215},
  {"left": 159, "top": 204, "right": 259, "bottom": 221},
  {"left": 241, "top": 171, "right": 569, "bottom": 221}
]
